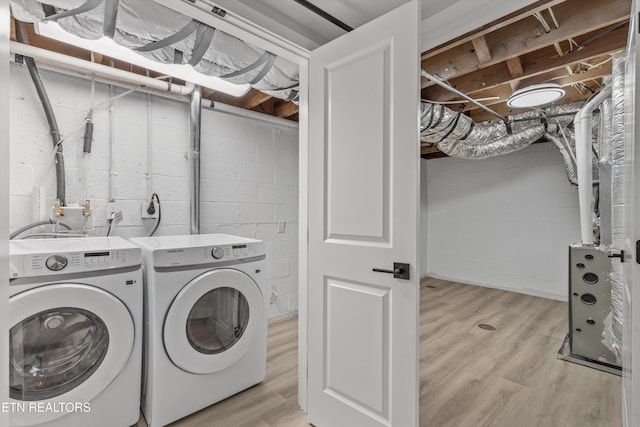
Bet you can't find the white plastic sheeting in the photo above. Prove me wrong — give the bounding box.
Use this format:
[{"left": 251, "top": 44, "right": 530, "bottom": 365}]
[
  {"left": 10, "top": 0, "right": 299, "bottom": 101},
  {"left": 602, "top": 55, "right": 626, "bottom": 362}
]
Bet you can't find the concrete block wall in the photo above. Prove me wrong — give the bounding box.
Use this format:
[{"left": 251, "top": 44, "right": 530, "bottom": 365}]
[
  {"left": 9, "top": 63, "right": 299, "bottom": 318},
  {"left": 423, "top": 143, "right": 581, "bottom": 300}
]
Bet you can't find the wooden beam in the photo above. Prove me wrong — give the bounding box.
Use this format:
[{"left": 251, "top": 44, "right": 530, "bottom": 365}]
[
  {"left": 469, "top": 86, "right": 593, "bottom": 121},
  {"left": 505, "top": 57, "right": 524, "bottom": 78},
  {"left": 421, "top": 0, "right": 566, "bottom": 59},
  {"left": 451, "top": 59, "right": 612, "bottom": 112},
  {"left": 252, "top": 97, "right": 275, "bottom": 115},
  {"left": 274, "top": 100, "right": 299, "bottom": 118},
  {"left": 422, "top": 23, "right": 627, "bottom": 101},
  {"left": 421, "top": 0, "right": 629, "bottom": 88},
  {"left": 471, "top": 35, "right": 492, "bottom": 64},
  {"left": 421, "top": 144, "right": 442, "bottom": 155},
  {"left": 240, "top": 89, "right": 273, "bottom": 109}
]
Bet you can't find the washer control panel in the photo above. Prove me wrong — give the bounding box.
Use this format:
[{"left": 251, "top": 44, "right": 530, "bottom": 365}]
[
  {"left": 10, "top": 247, "right": 140, "bottom": 279},
  {"left": 153, "top": 241, "right": 265, "bottom": 267}
]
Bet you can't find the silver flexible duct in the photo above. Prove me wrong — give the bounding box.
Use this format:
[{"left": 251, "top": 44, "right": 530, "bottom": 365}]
[
  {"left": 189, "top": 86, "right": 201, "bottom": 235},
  {"left": 11, "top": 1, "right": 299, "bottom": 101},
  {"left": 420, "top": 102, "right": 579, "bottom": 159},
  {"left": 546, "top": 133, "right": 578, "bottom": 186}
]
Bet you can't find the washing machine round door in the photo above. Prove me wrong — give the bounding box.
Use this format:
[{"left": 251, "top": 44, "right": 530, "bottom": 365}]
[
  {"left": 9, "top": 284, "right": 134, "bottom": 426},
  {"left": 164, "top": 268, "right": 265, "bottom": 374}
]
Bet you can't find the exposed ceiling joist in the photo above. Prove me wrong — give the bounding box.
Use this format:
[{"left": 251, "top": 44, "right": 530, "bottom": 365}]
[
  {"left": 421, "top": 0, "right": 628, "bottom": 89},
  {"left": 422, "top": 23, "right": 627, "bottom": 102},
  {"left": 421, "top": 0, "right": 566, "bottom": 59}
]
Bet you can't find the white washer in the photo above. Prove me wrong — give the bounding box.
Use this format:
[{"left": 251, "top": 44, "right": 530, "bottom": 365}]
[
  {"left": 8, "top": 237, "right": 142, "bottom": 427},
  {"left": 129, "top": 234, "right": 268, "bottom": 427}
]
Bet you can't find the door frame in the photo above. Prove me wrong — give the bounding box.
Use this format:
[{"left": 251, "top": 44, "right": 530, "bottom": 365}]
[
  {"left": 154, "top": 0, "right": 580, "bottom": 414},
  {"left": 1, "top": 2, "right": 9, "bottom": 426}
]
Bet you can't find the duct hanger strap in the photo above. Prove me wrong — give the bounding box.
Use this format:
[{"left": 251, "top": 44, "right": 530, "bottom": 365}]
[
  {"left": 103, "top": 0, "right": 119, "bottom": 38},
  {"left": 220, "top": 51, "right": 272, "bottom": 79},
  {"left": 189, "top": 24, "right": 215, "bottom": 66},
  {"left": 249, "top": 53, "right": 277, "bottom": 85},
  {"left": 43, "top": 0, "right": 103, "bottom": 21},
  {"left": 135, "top": 20, "right": 200, "bottom": 53}
]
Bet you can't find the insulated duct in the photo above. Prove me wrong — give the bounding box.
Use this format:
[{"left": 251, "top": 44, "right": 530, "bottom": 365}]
[
  {"left": 14, "top": 20, "right": 66, "bottom": 206},
  {"left": 546, "top": 133, "right": 578, "bottom": 186},
  {"left": 189, "top": 85, "right": 201, "bottom": 235},
  {"left": 11, "top": 0, "right": 299, "bottom": 101},
  {"left": 603, "top": 55, "right": 626, "bottom": 362},
  {"left": 420, "top": 102, "right": 578, "bottom": 159}
]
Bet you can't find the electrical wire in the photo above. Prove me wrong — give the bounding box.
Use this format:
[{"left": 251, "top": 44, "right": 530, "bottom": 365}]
[{"left": 148, "top": 193, "right": 161, "bottom": 237}]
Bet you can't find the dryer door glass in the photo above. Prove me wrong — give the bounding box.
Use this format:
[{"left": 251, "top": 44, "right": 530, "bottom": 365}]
[
  {"left": 186, "top": 287, "right": 250, "bottom": 354},
  {"left": 10, "top": 307, "right": 109, "bottom": 401}
]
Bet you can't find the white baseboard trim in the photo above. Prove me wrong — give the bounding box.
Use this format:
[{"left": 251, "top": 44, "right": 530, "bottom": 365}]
[{"left": 425, "top": 272, "right": 568, "bottom": 302}]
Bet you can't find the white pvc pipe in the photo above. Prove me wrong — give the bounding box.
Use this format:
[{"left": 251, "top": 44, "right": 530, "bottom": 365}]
[
  {"left": 205, "top": 102, "right": 299, "bottom": 129},
  {"left": 10, "top": 41, "right": 194, "bottom": 96},
  {"left": 573, "top": 85, "right": 612, "bottom": 245}
]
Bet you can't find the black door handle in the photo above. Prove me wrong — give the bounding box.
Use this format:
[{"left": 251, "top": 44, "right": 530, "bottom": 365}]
[
  {"left": 608, "top": 250, "right": 625, "bottom": 262},
  {"left": 372, "top": 262, "right": 410, "bottom": 280}
]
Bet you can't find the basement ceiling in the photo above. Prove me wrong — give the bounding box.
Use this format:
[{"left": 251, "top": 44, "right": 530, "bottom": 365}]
[{"left": 8, "top": 0, "right": 631, "bottom": 156}]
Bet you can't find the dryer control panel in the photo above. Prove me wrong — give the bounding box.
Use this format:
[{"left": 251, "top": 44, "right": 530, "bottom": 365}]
[
  {"left": 152, "top": 241, "right": 265, "bottom": 268},
  {"left": 10, "top": 247, "right": 141, "bottom": 279}
]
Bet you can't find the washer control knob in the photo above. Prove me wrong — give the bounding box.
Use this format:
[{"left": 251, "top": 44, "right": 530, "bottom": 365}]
[
  {"left": 211, "top": 247, "right": 224, "bottom": 260},
  {"left": 46, "top": 255, "right": 68, "bottom": 271}
]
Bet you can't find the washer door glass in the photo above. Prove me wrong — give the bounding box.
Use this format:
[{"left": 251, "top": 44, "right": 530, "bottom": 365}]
[
  {"left": 164, "top": 268, "right": 265, "bottom": 374},
  {"left": 186, "top": 287, "right": 250, "bottom": 354},
  {"left": 10, "top": 307, "right": 109, "bottom": 401}
]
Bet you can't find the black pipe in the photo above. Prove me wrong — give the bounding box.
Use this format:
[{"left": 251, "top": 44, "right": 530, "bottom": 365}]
[
  {"left": 292, "top": 0, "right": 353, "bottom": 32},
  {"left": 15, "top": 21, "right": 66, "bottom": 206},
  {"left": 83, "top": 121, "right": 94, "bottom": 153}
]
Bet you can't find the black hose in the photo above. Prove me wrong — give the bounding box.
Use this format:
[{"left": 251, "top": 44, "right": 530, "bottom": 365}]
[
  {"left": 148, "top": 193, "right": 161, "bottom": 237},
  {"left": 10, "top": 219, "right": 72, "bottom": 240},
  {"left": 15, "top": 21, "right": 66, "bottom": 206}
]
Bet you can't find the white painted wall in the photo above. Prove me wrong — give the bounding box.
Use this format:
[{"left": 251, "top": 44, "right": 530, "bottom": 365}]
[
  {"left": 424, "top": 143, "right": 581, "bottom": 300},
  {"left": 9, "top": 63, "right": 299, "bottom": 319}
]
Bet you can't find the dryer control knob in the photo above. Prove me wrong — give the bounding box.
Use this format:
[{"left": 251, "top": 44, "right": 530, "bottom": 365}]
[
  {"left": 211, "top": 247, "right": 224, "bottom": 259},
  {"left": 46, "top": 255, "right": 68, "bottom": 271}
]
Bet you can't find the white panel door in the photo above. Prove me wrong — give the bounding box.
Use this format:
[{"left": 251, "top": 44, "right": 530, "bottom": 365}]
[
  {"left": 622, "top": 1, "right": 640, "bottom": 425},
  {"left": 307, "top": 1, "right": 421, "bottom": 426}
]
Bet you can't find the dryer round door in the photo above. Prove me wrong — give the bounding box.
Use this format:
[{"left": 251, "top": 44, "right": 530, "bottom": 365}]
[
  {"left": 9, "top": 283, "right": 134, "bottom": 426},
  {"left": 164, "top": 268, "right": 265, "bottom": 374}
]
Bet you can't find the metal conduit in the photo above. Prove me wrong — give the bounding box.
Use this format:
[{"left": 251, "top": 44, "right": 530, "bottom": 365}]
[
  {"left": 189, "top": 85, "right": 202, "bottom": 235},
  {"left": 14, "top": 21, "right": 66, "bottom": 206}
]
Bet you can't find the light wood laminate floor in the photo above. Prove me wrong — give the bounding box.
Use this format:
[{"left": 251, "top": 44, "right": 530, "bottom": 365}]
[{"left": 137, "top": 277, "right": 621, "bottom": 427}]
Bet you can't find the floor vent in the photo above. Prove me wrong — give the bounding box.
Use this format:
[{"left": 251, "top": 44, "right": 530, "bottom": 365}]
[
  {"left": 478, "top": 324, "right": 496, "bottom": 331},
  {"left": 424, "top": 285, "right": 437, "bottom": 289}
]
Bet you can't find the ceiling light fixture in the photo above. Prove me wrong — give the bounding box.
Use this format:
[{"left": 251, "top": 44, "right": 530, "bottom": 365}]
[
  {"left": 507, "top": 83, "right": 565, "bottom": 108},
  {"left": 34, "top": 22, "right": 251, "bottom": 97}
]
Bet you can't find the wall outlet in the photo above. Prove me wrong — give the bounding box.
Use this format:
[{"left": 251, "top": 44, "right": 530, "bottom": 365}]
[
  {"left": 277, "top": 220, "right": 286, "bottom": 233},
  {"left": 141, "top": 202, "right": 159, "bottom": 219}
]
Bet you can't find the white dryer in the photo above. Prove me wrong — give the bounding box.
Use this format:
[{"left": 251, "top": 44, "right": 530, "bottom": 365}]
[
  {"left": 129, "top": 234, "right": 268, "bottom": 427},
  {"left": 8, "top": 237, "right": 142, "bottom": 427}
]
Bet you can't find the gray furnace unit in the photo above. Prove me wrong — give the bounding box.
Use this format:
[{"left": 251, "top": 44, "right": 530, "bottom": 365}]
[{"left": 567, "top": 245, "right": 620, "bottom": 369}]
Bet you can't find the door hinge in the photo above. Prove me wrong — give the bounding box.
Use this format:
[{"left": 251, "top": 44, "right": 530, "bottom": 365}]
[{"left": 637, "top": 240, "right": 640, "bottom": 264}]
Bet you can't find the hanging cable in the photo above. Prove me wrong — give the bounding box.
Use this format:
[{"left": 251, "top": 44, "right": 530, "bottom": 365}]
[{"left": 148, "top": 193, "right": 161, "bottom": 237}]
